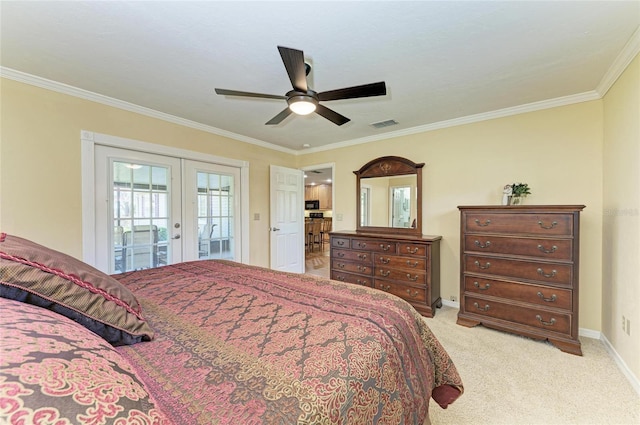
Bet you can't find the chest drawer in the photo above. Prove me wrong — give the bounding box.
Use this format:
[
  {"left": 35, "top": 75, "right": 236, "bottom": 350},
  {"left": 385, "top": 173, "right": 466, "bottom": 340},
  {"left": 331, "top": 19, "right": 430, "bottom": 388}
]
[
  {"left": 465, "top": 254, "right": 573, "bottom": 286},
  {"left": 331, "top": 271, "right": 372, "bottom": 287},
  {"left": 332, "top": 248, "right": 373, "bottom": 264},
  {"left": 464, "top": 213, "right": 573, "bottom": 236},
  {"left": 464, "top": 276, "right": 572, "bottom": 310},
  {"left": 464, "top": 235, "right": 572, "bottom": 261},
  {"left": 351, "top": 239, "right": 398, "bottom": 253},
  {"left": 331, "top": 259, "right": 373, "bottom": 275},
  {"left": 374, "top": 254, "right": 426, "bottom": 270},
  {"left": 464, "top": 295, "right": 571, "bottom": 335},
  {"left": 374, "top": 279, "right": 426, "bottom": 303}
]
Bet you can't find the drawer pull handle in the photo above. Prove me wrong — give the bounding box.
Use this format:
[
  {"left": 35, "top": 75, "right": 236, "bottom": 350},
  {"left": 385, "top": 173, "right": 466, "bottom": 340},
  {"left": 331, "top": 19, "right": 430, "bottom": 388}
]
[
  {"left": 337, "top": 252, "right": 345, "bottom": 258},
  {"left": 538, "top": 220, "right": 558, "bottom": 230},
  {"left": 474, "top": 219, "right": 491, "bottom": 227},
  {"left": 474, "top": 260, "right": 491, "bottom": 270},
  {"left": 337, "top": 240, "right": 345, "bottom": 246},
  {"left": 474, "top": 240, "right": 491, "bottom": 249},
  {"left": 473, "top": 281, "right": 491, "bottom": 290},
  {"left": 380, "top": 244, "right": 391, "bottom": 251},
  {"left": 537, "top": 291, "right": 557, "bottom": 302},
  {"left": 406, "top": 260, "right": 419, "bottom": 267},
  {"left": 536, "top": 315, "right": 556, "bottom": 326},
  {"left": 336, "top": 276, "right": 345, "bottom": 281},
  {"left": 406, "top": 274, "right": 418, "bottom": 281},
  {"left": 380, "top": 270, "right": 391, "bottom": 277},
  {"left": 537, "top": 244, "right": 557, "bottom": 254},
  {"left": 337, "top": 263, "right": 345, "bottom": 269},
  {"left": 356, "top": 279, "right": 367, "bottom": 285},
  {"left": 380, "top": 257, "right": 390, "bottom": 264},
  {"left": 406, "top": 246, "right": 420, "bottom": 254},
  {"left": 357, "top": 266, "right": 368, "bottom": 272},
  {"left": 406, "top": 289, "right": 419, "bottom": 298},
  {"left": 358, "top": 242, "right": 367, "bottom": 248},
  {"left": 357, "top": 254, "right": 368, "bottom": 260},
  {"left": 378, "top": 284, "right": 391, "bottom": 292},
  {"left": 537, "top": 268, "right": 557, "bottom": 278},
  {"left": 473, "top": 302, "right": 490, "bottom": 312}
]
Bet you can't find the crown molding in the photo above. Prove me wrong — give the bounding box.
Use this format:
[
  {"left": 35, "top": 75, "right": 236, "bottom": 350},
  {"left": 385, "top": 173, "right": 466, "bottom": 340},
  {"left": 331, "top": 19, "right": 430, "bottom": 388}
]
[
  {"left": 0, "top": 67, "right": 297, "bottom": 155},
  {"left": 596, "top": 26, "right": 640, "bottom": 97},
  {"left": 303, "top": 90, "right": 601, "bottom": 154}
]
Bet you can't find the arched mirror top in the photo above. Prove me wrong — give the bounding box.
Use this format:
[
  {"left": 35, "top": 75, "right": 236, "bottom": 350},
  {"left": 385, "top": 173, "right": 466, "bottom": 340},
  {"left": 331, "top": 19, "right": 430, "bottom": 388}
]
[{"left": 355, "top": 156, "right": 424, "bottom": 235}]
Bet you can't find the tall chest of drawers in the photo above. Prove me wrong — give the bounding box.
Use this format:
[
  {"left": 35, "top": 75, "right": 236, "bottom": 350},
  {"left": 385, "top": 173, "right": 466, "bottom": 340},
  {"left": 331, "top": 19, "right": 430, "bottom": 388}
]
[
  {"left": 457, "top": 206, "right": 585, "bottom": 355},
  {"left": 329, "top": 231, "right": 441, "bottom": 317}
]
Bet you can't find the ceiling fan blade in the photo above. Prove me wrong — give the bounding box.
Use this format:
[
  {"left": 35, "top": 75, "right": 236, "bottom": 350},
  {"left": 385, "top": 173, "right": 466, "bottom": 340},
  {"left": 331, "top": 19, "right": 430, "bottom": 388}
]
[
  {"left": 315, "top": 104, "right": 350, "bottom": 126},
  {"left": 318, "top": 81, "right": 387, "bottom": 102},
  {"left": 278, "top": 46, "right": 308, "bottom": 92},
  {"left": 215, "top": 88, "right": 286, "bottom": 100},
  {"left": 266, "top": 108, "right": 293, "bottom": 125}
]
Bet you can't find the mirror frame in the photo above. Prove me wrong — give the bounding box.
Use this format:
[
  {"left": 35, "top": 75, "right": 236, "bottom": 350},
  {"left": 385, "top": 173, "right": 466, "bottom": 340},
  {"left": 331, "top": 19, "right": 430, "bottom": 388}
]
[{"left": 354, "top": 156, "right": 424, "bottom": 235}]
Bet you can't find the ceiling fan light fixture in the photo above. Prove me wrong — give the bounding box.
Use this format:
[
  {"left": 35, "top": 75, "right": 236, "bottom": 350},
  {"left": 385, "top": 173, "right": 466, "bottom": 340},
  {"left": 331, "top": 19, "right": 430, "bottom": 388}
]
[{"left": 287, "top": 95, "right": 318, "bottom": 115}]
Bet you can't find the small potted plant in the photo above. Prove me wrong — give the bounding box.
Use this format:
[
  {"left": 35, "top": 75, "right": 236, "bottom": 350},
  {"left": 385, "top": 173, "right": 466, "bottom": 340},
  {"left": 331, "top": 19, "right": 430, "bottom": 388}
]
[{"left": 509, "top": 182, "right": 531, "bottom": 205}]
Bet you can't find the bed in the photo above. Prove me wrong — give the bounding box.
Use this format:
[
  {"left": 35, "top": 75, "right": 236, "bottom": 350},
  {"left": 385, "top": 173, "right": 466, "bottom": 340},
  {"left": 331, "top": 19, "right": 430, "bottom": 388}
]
[{"left": 0, "top": 233, "right": 463, "bottom": 424}]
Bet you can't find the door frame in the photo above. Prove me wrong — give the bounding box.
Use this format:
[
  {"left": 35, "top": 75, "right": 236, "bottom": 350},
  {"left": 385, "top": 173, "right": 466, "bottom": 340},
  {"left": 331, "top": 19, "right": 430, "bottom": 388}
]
[{"left": 81, "top": 130, "right": 250, "bottom": 267}]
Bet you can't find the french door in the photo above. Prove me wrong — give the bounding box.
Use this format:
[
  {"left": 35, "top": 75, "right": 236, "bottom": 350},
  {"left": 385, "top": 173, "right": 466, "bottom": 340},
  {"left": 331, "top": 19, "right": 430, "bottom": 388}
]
[{"left": 94, "top": 146, "right": 241, "bottom": 274}]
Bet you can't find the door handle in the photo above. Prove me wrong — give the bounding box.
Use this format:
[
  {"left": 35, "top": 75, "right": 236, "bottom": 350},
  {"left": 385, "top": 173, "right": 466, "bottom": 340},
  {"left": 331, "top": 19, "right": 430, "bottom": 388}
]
[
  {"left": 271, "top": 227, "right": 280, "bottom": 231},
  {"left": 172, "top": 234, "right": 181, "bottom": 239}
]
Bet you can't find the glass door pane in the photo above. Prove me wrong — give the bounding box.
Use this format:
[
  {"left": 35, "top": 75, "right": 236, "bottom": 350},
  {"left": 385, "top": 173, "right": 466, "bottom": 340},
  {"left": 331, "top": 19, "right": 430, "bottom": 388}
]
[
  {"left": 196, "top": 171, "right": 234, "bottom": 259},
  {"left": 113, "top": 162, "right": 170, "bottom": 272},
  {"left": 184, "top": 160, "right": 241, "bottom": 262}
]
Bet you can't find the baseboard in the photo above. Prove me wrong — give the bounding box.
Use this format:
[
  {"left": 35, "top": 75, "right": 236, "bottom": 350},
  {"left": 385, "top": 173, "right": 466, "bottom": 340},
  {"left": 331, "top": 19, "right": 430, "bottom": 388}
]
[
  {"left": 600, "top": 333, "right": 640, "bottom": 397},
  {"left": 441, "top": 299, "right": 460, "bottom": 309}
]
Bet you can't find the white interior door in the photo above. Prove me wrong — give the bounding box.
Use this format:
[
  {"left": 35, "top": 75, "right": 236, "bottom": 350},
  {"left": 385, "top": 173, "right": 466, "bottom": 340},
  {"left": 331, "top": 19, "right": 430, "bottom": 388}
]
[
  {"left": 270, "top": 165, "right": 304, "bottom": 273},
  {"left": 94, "top": 146, "right": 182, "bottom": 273}
]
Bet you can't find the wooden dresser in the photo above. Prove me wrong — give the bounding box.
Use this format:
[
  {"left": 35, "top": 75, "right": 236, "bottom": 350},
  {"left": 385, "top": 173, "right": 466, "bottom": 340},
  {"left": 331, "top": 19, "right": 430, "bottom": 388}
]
[
  {"left": 330, "top": 231, "right": 441, "bottom": 317},
  {"left": 457, "top": 205, "right": 585, "bottom": 355}
]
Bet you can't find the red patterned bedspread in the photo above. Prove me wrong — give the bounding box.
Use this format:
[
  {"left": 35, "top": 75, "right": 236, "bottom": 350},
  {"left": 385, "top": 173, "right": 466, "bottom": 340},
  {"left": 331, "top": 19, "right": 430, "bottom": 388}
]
[{"left": 115, "top": 260, "right": 462, "bottom": 424}]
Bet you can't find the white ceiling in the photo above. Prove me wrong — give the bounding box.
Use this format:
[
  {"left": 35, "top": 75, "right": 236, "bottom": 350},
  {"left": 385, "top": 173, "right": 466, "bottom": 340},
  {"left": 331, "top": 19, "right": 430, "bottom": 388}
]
[{"left": 1, "top": 1, "right": 639, "bottom": 153}]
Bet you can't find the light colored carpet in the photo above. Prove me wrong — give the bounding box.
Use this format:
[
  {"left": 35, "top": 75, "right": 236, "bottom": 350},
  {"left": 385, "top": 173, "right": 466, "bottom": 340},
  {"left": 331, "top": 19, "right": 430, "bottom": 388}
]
[{"left": 426, "top": 306, "right": 640, "bottom": 425}]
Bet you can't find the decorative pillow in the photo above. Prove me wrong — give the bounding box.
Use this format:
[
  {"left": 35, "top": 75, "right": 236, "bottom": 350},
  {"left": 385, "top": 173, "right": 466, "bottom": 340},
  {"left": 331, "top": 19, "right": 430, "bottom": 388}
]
[
  {"left": 0, "top": 233, "right": 154, "bottom": 345},
  {"left": 0, "top": 297, "right": 170, "bottom": 425}
]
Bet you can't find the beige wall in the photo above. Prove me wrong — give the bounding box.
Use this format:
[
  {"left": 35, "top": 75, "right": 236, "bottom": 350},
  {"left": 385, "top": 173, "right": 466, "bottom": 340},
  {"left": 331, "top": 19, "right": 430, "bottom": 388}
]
[
  {"left": 298, "top": 101, "right": 604, "bottom": 331},
  {"left": 602, "top": 54, "right": 640, "bottom": 379},
  {"left": 0, "top": 79, "right": 295, "bottom": 267}
]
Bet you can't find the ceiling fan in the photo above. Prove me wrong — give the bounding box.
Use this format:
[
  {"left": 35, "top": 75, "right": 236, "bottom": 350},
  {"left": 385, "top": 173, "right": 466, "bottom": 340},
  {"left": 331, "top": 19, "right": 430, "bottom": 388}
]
[{"left": 215, "top": 46, "right": 386, "bottom": 126}]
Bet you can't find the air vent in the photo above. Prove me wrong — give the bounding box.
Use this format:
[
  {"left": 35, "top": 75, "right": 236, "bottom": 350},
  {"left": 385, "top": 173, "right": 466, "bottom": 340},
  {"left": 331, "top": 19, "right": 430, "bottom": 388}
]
[{"left": 370, "top": 119, "right": 399, "bottom": 129}]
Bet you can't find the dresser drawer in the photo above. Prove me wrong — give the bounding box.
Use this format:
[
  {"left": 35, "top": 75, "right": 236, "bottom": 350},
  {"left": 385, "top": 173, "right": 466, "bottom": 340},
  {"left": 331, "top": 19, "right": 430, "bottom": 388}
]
[
  {"left": 332, "top": 248, "right": 373, "bottom": 264},
  {"left": 375, "top": 267, "right": 426, "bottom": 284},
  {"left": 331, "top": 259, "right": 373, "bottom": 275},
  {"left": 398, "top": 243, "right": 428, "bottom": 257},
  {"left": 464, "top": 235, "right": 572, "bottom": 261},
  {"left": 464, "top": 213, "right": 573, "bottom": 236},
  {"left": 463, "top": 276, "right": 572, "bottom": 310},
  {"left": 464, "top": 295, "right": 571, "bottom": 334},
  {"left": 331, "top": 237, "right": 351, "bottom": 249},
  {"left": 331, "top": 271, "right": 373, "bottom": 287},
  {"left": 351, "top": 239, "right": 398, "bottom": 253},
  {"left": 374, "top": 279, "right": 426, "bottom": 303},
  {"left": 374, "top": 254, "right": 426, "bottom": 270},
  {"left": 465, "top": 255, "right": 573, "bottom": 286}
]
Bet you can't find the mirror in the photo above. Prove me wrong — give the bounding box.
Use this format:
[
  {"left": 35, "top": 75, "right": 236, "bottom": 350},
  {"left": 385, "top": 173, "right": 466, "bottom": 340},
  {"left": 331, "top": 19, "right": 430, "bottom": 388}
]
[{"left": 355, "top": 156, "right": 424, "bottom": 235}]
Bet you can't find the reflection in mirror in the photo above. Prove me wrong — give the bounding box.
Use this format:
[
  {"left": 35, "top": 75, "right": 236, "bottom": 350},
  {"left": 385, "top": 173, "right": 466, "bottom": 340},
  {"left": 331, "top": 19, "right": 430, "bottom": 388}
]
[
  {"left": 355, "top": 156, "right": 424, "bottom": 235},
  {"left": 360, "top": 176, "right": 417, "bottom": 228}
]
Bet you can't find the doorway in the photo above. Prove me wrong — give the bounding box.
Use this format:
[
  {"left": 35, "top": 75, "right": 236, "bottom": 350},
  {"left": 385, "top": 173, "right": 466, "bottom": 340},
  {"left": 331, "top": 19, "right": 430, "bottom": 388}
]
[{"left": 302, "top": 163, "right": 334, "bottom": 278}]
